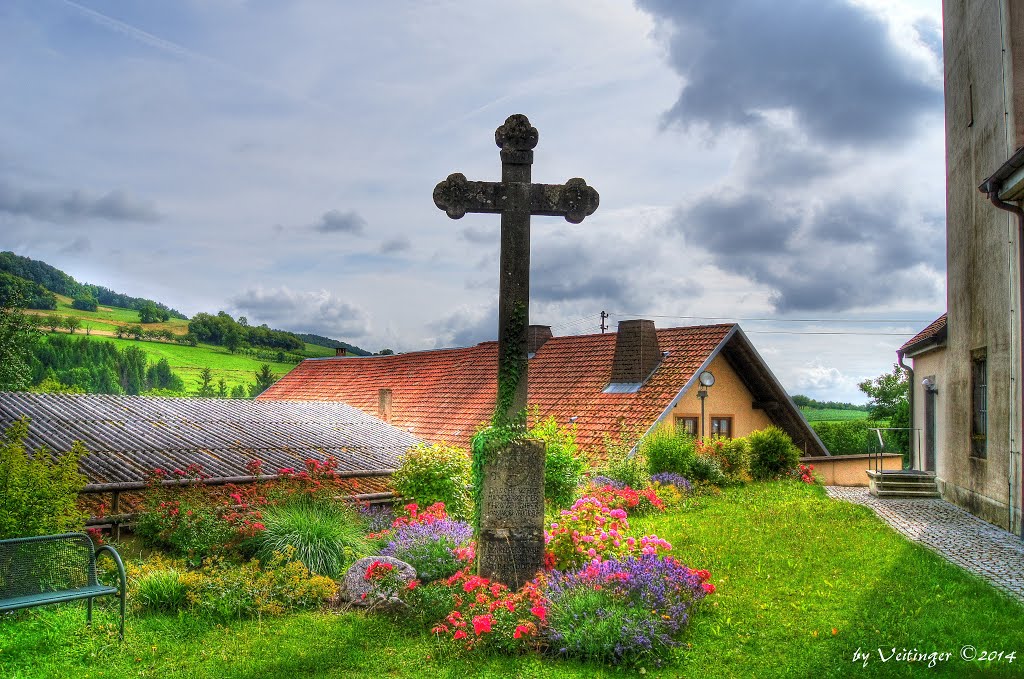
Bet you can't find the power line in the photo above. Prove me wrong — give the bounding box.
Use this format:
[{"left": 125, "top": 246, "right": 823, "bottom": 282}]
[
  {"left": 612, "top": 312, "right": 933, "bottom": 324},
  {"left": 744, "top": 330, "right": 914, "bottom": 336}
]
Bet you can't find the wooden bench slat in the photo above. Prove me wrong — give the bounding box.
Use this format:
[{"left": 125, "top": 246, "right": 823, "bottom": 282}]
[{"left": 0, "top": 585, "right": 119, "bottom": 612}]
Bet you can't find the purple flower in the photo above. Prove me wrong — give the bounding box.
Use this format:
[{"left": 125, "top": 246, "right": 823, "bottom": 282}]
[
  {"left": 650, "top": 472, "right": 692, "bottom": 493},
  {"left": 542, "top": 554, "right": 708, "bottom": 665},
  {"left": 589, "top": 475, "right": 627, "bottom": 489},
  {"left": 359, "top": 503, "right": 395, "bottom": 533},
  {"left": 379, "top": 518, "right": 473, "bottom": 582}
]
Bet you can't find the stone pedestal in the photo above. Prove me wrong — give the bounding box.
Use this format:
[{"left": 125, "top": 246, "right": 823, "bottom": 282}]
[{"left": 477, "top": 438, "right": 545, "bottom": 589}]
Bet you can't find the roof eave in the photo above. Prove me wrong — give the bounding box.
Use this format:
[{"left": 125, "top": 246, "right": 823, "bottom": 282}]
[{"left": 980, "top": 145, "right": 1024, "bottom": 200}]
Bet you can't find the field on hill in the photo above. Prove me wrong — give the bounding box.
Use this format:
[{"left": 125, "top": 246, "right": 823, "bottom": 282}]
[
  {"left": 800, "top": 407, "right": 871, "bottom": 423},
  {"left": 23, "top": 293, "right": 191, "bottom": 336}
]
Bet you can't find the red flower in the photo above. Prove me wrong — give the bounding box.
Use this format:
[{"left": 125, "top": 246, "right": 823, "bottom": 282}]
[
  {"left": 453, "top": 629, "right": 468, "bottom": 640},
  {"left": 530, "top": 604, "right": 547, "bottom": 624},
  {"left": 702, "top": 582, "right": 716, "bottom": 594},
  {"left": 472, "top": 614, "right": 493, "bottom": 635},
  {"left": 407, "top": 580, "right": 419, "bottom": 590}
]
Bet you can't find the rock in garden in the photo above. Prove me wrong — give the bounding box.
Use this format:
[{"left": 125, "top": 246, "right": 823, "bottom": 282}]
[{"left": 341, "top": 556, "right": 416, "bottom": 610}]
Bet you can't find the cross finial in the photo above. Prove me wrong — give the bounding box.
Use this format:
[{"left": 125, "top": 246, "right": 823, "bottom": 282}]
[{"left": 494, "top": 114, "right": 538, "bottom": 150}]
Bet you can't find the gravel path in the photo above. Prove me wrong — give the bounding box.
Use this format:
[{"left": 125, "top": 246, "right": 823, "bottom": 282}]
[{"left": 825, "top": 486, "right": 1024, "bottom": 603}]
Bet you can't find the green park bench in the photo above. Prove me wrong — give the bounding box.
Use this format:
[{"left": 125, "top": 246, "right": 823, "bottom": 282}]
[{"left": 0, "top": 532, "right": 126, "bottom": 639}]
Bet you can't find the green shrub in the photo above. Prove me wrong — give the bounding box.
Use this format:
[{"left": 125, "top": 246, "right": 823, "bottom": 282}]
[
  {"left": 0, "top": 417, "right": 88, "bottom": 539},
  {"left": 688, "top": 454, "right": 727, "bottom": 486},
  {"left": 254, "top": 497, "right": 369, "bottom": 579},
  {"left": 811, "top": 419, "right": 878, "bottom": 454},
  {"left": 597, "top": 451, "right": 650, "bottom": 490},
  {"left": 134, "top": 485, "right": 235, "bottom": 566},
  {"left": 698, "top": 437, "right": 750, "bottom": 483},
  {"left": 392, "top": 442, "right": 472, "bottom": 520},
  {"left": 529, "top": 415, "right": 586, "bottom": 508},
  {"left": 127, "top": 551, "right": 337, "bottom": 620},
  {"left": 642, "top": 426, "right": 696, "bottom": 476},
  {"left": 747, "top": 426, "right": 801, "bottom": 480}
]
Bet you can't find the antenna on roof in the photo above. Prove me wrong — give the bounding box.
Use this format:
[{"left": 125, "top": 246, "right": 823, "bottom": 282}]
[{"left": 600, "top": 310, "right": 608, "bottom": 334}]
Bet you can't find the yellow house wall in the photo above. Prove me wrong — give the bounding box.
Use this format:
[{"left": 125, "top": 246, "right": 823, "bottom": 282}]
[{"left": 663, "top": 355, "right": 773, "bottom": 437}]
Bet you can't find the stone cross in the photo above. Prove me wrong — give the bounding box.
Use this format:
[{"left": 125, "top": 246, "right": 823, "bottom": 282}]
[
  {"left": 433, "top": 114, "right": 599, "bottom": 590},
  {"left": 433, "top": 114, "right": 599, "bottom": 425}
]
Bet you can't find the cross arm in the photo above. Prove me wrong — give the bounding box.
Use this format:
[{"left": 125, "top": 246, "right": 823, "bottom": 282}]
[{"left": 433, "top": 173, "right": 600, "bottom": 224}]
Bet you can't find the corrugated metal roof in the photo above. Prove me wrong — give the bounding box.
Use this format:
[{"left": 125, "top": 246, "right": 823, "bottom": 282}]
[{"left": 0, "top": 392, "right": 421, "bottom": 485}]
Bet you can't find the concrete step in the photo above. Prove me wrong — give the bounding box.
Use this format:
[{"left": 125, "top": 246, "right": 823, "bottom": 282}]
[
  {"left": 867, "top": 470, "right": 939, "bottom": 498},
  {"left": 874, "top": 489, "right": 941, "bottom": 498}
]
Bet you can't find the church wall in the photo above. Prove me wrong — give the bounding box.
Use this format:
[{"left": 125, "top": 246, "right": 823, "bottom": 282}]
[{"left": 942, "top": 0, "right": 1022, "bottom": 532}]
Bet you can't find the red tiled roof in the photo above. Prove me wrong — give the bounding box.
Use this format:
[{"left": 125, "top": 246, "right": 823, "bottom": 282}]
[
  {"left": 899, "top": 314, "right": 947, "bottom": 354},
  {"left": 259, "top": 325, "right": 735, "bottom": 454}
]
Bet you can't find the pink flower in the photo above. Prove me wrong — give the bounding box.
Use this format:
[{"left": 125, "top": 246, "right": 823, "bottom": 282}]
[
  {"left": 453, "top": 629, "right": 468, "bottom": 640},
  {"left": 472, "top": 614, "right": 493, "bottom": 635}
]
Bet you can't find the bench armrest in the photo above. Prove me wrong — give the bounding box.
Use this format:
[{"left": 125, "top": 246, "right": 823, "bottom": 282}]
[{"left": 95, "top": 544, "right": 126, "bottom": 592}]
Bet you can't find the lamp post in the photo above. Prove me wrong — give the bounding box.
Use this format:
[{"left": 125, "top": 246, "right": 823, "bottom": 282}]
[{"left": 696, "top": 370, "right": 715, "bottom": 440}]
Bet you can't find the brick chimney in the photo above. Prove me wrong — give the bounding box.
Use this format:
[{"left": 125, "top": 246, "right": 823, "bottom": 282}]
[
  {"left": 527, "top": 325, "right": 553, "bottom": 355},
  {"left": 609, "top": 320, "right": 662, "bottom": 384},
  {"left": 335, "top": 347, "right": 348, "bottom": 357},
  {"left": 378, "top": 388, "right": 392, "bottom": 423}
]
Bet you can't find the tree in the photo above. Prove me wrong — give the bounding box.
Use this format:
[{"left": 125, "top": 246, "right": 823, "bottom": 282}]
[
  {"left": 119, "top": 346, "right": 148, "bottom": 394},
  {"left": 83, "top": 323, "right": 91, "bottom": 336},
  {"left": 62, "top": 316, "right": 81, "bottom": 334},
  {"left": 71, "top": 294, "right": 98, "bottom": 312},
  {"left": 127, "top": 324, "right": 144, "bottom": 341},
  {"left": 217, "top": 378, "right": 228, "bottom": 398},
  {"left": 44, "top": 314, "right": 61, "bottom": 333},
  {"left": 377, "top": 348, "right": 395, "bottom": 355},
  {"left": 230, "top": 384, "right": 247, "bottom": 399},
  {"left": 249, "top": 364, "right": 277, "bottom": 397},
  {"left": 859, "top": 364, "right": 910, "bottom": 456},
  {"left": 224, "top": 326, "right": 242, "bottom": 354},
  {"left": 0, "top": 293, "right": 39, "bottom": 390},
  {"left": 196, "top": 367, "right": 216, "bottom": 397},
  {"left": 137, "top": 301, "right": 169, "bottom": 324},
  {"left": 858, "top": 365, "right": 908, "bottom": 421}
]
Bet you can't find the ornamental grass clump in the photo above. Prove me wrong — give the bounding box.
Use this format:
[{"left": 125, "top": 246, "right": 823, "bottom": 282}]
[
  {"left": 255, "top": 497, "right": 370, "bottom": 579},
  {"left": 543, "top": 554, "right": 713, "bottom": 667}
]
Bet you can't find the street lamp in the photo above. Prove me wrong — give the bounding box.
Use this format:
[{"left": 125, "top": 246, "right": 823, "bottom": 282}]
[{"left": 696, "top": 370, "right": 715, "bottom": 440}]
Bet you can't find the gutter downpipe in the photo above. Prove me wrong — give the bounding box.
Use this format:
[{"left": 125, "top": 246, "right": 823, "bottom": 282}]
[
  {"left": 983, "top": 183, "right": 1023, "bottom": 537},
  {"left": 896, "top": 348, "right": 914, "bottom": 470}
]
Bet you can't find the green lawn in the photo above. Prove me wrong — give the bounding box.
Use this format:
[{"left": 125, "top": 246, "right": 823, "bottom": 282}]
[{"left": 1, "top": 483, "right": 1021, "bottom": 678}]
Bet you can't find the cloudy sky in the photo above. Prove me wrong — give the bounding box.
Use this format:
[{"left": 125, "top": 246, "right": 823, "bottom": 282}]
[{"left": 0, "top": 0, "right": 945, "bottom": 403}]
